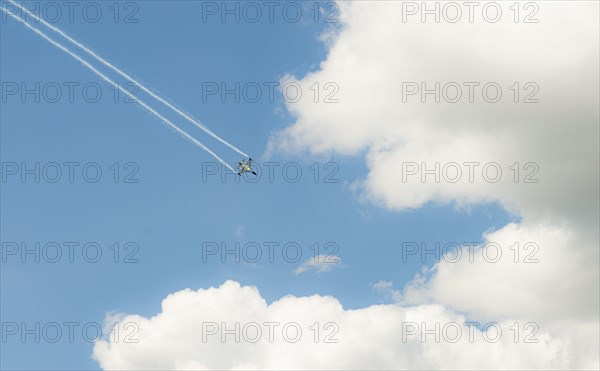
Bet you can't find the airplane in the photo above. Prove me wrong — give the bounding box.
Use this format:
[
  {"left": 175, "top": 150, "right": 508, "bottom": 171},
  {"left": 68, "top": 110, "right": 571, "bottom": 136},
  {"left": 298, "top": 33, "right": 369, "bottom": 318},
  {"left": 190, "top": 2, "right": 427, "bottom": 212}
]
[{"left": 236, "top": 158, "right": 257, "bottom": 176}]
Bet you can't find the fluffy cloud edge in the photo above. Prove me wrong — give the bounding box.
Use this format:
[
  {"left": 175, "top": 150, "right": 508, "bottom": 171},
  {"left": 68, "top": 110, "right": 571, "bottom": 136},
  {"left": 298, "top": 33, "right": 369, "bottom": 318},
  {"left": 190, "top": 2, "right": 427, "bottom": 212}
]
[{"left": 92, "top": 280, "right": 599, "bottom": 370}]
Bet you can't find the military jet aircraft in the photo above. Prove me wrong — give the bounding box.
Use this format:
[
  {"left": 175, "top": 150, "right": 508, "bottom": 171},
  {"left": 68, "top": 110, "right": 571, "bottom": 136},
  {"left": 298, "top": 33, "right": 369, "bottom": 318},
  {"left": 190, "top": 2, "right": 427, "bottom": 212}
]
[{"left": 236, "top": 158, "right": 257, "bottom": 176}]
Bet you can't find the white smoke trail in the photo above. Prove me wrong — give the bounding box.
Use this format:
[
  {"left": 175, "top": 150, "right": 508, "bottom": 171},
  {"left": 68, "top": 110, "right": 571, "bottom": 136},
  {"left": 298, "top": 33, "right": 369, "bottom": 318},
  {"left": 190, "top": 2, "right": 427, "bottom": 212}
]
[
  {"left": 1, "top": 7, "right": 236, "bottom": 173},
  {"left": 7, "top": 0, "right": 250, "bottom": 159}
]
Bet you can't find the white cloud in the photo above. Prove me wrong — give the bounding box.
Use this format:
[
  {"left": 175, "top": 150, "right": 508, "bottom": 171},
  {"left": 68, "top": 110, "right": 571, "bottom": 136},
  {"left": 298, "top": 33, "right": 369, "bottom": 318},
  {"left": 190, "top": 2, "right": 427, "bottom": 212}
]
[
  {"left": 92, "top": 3, "right": 599, "bottom": 369},
  {"left": 269, "top": 1, "right": 599, "bottom": 230},
  {"left": 371, "top": 280, "right": 393, "bottom": 291},
  {"left": 268, "top": 0, "right": 600, "bottom": 321},
  {"left": 371, "top": 280, "right": 402, "bottom": 302},
  {"left": 233, "top": 224, "right": 245, "bottom": 238},
  {"left": 93, "top": 280, "right": 599, "bottom": 370},
  {"left": 400, "top": 221, "right": 599, "bottom": 323},
  {"left": 264, "top": 1, "right": 600, "bottom": 367},
  {"left": 293, "top": 255, "right": 341, "bottom": 275}
]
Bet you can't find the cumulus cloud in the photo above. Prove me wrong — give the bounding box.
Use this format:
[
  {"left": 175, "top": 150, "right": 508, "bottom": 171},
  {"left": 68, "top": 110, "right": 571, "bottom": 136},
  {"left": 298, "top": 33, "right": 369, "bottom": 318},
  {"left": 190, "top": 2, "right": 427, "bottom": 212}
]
[
  {"left": 93, "top": 281, "right": 599, "bottom": 370},
  {"left": 267, "top": 0, "right": 600, "bottom": 319},
  {"left": 400, "top": 221, "right": 599, "bottom": 323},
  {"left": 269, "top": 1, "right": 599, "bottom": 230},
  {"left": 264, "top": 1, "right": 600, "bottom": 367}
]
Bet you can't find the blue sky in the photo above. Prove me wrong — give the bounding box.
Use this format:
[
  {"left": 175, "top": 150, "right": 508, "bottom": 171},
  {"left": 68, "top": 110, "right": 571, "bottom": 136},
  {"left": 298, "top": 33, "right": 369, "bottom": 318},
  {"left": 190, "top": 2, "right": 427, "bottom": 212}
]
[{"left": 0, "top": 1, "right": 518, "bottom": 369}]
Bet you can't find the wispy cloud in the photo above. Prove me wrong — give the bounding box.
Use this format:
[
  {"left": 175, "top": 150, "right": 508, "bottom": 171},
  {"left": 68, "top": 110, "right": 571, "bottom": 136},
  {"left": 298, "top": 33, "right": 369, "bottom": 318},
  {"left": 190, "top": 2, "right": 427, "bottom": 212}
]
[
  {"left": 293, "top": 255, "right": 341, "bottom": 275},
  {"left": 233, "top": 224, "right": 245, "bottom": 238},
  {"left": 371, "top": 280, "right": 402, "bottom": 302}
]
